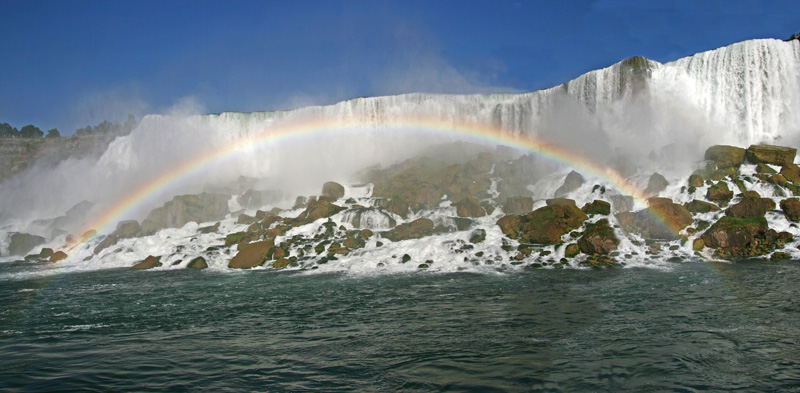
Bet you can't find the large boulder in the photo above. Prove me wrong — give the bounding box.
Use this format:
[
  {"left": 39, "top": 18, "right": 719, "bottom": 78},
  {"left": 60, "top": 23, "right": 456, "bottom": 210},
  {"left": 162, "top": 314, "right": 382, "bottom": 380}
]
[
  {"left": 780, "top": 164, "right": 800, "bottom": 183},
  {"left": 554, "top": 171, "right": 584, "bottom": 198},
  {"left": 455, "top": 197, "right": 486, "bottom": 218},
  {"left": 644, "top": 173, "right": 669, "bottom": 196},
  {"left": 503, "top": 196, "right": 533, "bottom": 215},
  {"left": 706, "top": 182, "right": 734, "bottom": 206},
  {"left": 780, "top": 198, "right": 800, "bottom": 221},
  {"left": 385, "top": 198, "right": 410, "bottom": 219},
  {"left": 582, "top": 200, "right": 611, "bottom": 215},
  {"left": 290, "top": 199, "right": 346, "bottom": 226},
  {"left": 700, "top": 216, "right": 769, "bottom": 258},
  {"left": 321, "top": 182, "right": 345, "bottom": 199},
  {"left": 746, "top": 144, "right": 797, "bottom": 166},
  {"left": 238, "top": 189, "right": 282, "bottom": 209},
  {"left": 726, "top": 194, "right": 771, "bottom": 219},
  {"left": 497, "top": 204, "right": 587, "bottom": 244},
  {"left": 618, "top": 201, "right": 693, "bottom": 240},
  {"left": 704, "top": 145, "right": 746, "bottom": 169},
  {"left": 684, "top": 200, "right": 721, "bottom": 214},
  {"left": 113, "top": 220, "right": 142, "bottom": 238},
  {"left": 141, "top": 193, "right": 230, "bottom": 234},
  {"left": 8, "top": 233, "right": 46, "bottom": 256},
  {"left": 186, "top": 256, "right": 208, "bottom": 269},
  {"left": 228, "top": 239, "right": 275, "bottom": 269},
  {"left": 131, "top": 255, "right": 162, "bottom": 270},
  {"left": 382, "top": 218, "right": 434, "bottom": 242},
  {"left": 49, "top": 251, "right": 68, "bottom": 263},
  {"left": 577, "top": 219, "right": 619, "bottom": 255}
]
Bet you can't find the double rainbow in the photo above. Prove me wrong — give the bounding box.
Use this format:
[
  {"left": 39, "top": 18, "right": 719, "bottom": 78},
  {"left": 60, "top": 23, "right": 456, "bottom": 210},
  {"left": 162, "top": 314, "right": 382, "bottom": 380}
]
[{"left": 67, "top": 114, "right": 651, "bottom": 251}]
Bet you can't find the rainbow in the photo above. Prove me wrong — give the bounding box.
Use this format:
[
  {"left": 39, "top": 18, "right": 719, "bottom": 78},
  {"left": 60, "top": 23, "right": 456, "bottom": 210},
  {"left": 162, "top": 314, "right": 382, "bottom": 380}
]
[{"left": 66, "top": 114, "right": 654, "bottom": 252}]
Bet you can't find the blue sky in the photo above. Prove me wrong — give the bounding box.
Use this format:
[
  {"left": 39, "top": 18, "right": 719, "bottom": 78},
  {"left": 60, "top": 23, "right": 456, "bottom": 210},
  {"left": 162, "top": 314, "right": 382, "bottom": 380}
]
[{"left": 1, "top": 0, "right": 797, "bottom": 135}]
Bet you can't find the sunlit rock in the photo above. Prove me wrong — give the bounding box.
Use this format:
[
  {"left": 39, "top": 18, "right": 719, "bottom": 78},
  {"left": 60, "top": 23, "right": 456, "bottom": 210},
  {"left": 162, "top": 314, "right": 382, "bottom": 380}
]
[
  {"left": 228, "top": 239, "right": 275, "bottom": 269},
  {"left": 704, "top": 145, "right": 745, "bottom": 170},
  {"left": 746, "top": 144, "right": 797, "bottom": 166},
  {"left": 131, "top": 255, "right": 162, "bottom": 270},
  {"left": 497, "top": 204, "right": 587, "bottom": 245}
]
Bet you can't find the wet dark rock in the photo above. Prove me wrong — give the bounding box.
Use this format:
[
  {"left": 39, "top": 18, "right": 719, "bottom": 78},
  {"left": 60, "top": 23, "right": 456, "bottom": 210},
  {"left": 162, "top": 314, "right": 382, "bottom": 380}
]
[{"left": 469, "top": 229, "right": 486, "bottom": 244}]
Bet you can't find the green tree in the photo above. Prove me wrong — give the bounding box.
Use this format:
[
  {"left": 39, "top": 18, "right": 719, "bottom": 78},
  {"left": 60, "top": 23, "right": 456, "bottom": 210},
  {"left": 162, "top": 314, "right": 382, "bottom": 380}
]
[
  {"left": 0, "top": 123, "right": 19, "bottom": 137},
  {"left": 46, "top": 128, "right": 61, "bottom": 138},
  {"left": 19, "top": 125, "right": 43, "bottom": 138}
]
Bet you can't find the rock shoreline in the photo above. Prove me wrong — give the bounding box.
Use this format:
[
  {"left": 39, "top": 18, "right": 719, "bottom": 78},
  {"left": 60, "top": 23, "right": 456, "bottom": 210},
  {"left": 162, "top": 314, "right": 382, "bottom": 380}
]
[{"left": 9, "top": 142, "right": 800, "bottom": 271}]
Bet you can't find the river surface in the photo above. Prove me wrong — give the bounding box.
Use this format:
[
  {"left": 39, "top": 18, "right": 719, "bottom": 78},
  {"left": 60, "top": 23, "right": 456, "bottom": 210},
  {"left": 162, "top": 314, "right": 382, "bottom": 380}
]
[{"left": 1, "top": 260, "right": 799, "bottom": 392}]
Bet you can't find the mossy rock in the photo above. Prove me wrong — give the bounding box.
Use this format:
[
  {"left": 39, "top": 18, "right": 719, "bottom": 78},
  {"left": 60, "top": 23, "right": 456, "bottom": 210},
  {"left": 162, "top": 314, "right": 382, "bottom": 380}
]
[
  {"left": 581, "top": 200, "right": 611, "bottom": 215},
  {"left": 186, "top": 256, "right": 208, "bottom": 269},
  {"left": 273, "top": 258, "right": 291, "bottom": 269},
  {"left": 564, "top": 243, "right": 580, "bottom": 258},
  {"left": 700, "top": 216, "right": 769, "bottom": 259},
  {"left": 704, "top": 145, "right": 745, "bottom": 169},
  {"left": 706, "top": 182, "right": 733, "bottom": 206},
  {"left": 497, "top": 204, "right": 587, "bottom": 245},
  {"left": 746, "top": 144, "right": 797, "bottom": 166},
  {"left": 577, "top": 219, "right": 619, "bottom": 255},
  {"left": 684, "top": 200, "right": 721, "bottom": 214}
]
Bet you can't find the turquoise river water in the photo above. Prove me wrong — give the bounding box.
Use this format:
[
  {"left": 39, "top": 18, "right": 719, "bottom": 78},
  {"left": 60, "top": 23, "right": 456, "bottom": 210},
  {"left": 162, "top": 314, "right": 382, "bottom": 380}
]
[{"left": 1, "top": 260, "right": 799, "bottom": 392}]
